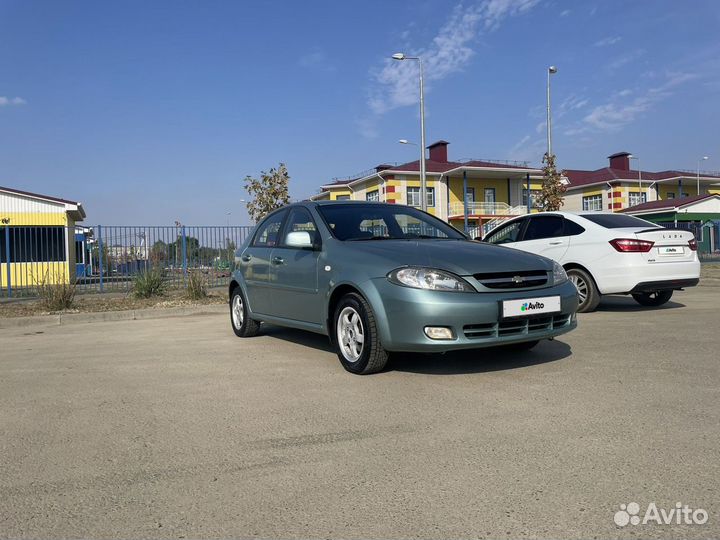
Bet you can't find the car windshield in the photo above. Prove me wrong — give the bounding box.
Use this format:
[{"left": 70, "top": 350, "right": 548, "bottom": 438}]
[
  {"left": 582, "top": 214, "right": 659, "bottom": 229},
  {"left": 317, "top": 203, "right": 466, "bottom": 241}
]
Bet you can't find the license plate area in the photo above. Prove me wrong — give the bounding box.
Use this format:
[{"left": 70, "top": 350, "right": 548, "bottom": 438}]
[
  {"left": 502, "top": 296, "right": 561, "bottom": 318},
  {"left": 658, "top": 246, "right": 685, "bottom": 256}
]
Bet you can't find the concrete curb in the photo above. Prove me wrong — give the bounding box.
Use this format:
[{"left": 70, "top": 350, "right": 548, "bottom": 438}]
[{"left": 0, "top": 304, "right": 228, "bottom": 329}]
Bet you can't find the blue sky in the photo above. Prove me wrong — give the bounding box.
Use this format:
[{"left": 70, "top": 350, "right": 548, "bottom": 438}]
[{"left": 1, "top": 0, "right": 719, "bottom": 225}]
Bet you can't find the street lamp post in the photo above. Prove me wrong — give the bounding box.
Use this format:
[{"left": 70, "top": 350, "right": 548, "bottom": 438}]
[
  {"left": 698, "top": 156, "right": 709, "bottom": 195},
  {"left": 392, "top": 52, "right": 427, "bottom": 211},
  {"left": 629, "top": 155, "right": 642, "bottom": 203},
  {"left": 546, "top": 66, "right": 558, "bottom": 158}
]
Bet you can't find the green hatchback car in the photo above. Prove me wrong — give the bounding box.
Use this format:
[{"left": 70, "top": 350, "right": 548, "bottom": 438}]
[{"left": 229, "top": 201, "right": 578, "bottom": 374}]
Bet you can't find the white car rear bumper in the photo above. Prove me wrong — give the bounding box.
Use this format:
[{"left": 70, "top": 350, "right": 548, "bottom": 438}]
[{"left": 594, "top": 257, "right": 701, "bottom": 294}]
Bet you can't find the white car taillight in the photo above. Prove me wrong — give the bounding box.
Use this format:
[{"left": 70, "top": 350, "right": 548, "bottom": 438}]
[
  {"left": 609, "top": 238, "right": 655, "bottom": 253},
  {"left": 688, "top": 239, "right": 698, "bottom": 251}
]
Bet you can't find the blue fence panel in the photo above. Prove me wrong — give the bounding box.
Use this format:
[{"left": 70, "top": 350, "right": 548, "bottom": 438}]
[{"left": 0, "top": 224, "right": 254, "bottom": 298}]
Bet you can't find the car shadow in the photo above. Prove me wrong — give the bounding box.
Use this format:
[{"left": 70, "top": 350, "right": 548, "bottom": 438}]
[
  {"left": 389, "top": 339, "right": 572, "bottom": 375},
  {"left": 260, "top": 325, "right": 335, "bottom": 353},
  {"left": 259, "top": 325, "right": 571, "bottom": 375},
  {"left": 595, "top": 295, "right": 685, "bottom": 312}
]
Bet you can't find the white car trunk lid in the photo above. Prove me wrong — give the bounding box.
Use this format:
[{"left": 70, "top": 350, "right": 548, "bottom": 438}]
[{"left": 630, "top": 227, "right": 695, "bottom": 263}]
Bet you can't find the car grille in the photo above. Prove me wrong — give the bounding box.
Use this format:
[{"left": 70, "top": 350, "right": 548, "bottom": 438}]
[
  {"left": 472, "top": 270, "right": 549, "bottom": 289},
  {"left": 463, "top": 314, "right": 572, "bottom": 340}
]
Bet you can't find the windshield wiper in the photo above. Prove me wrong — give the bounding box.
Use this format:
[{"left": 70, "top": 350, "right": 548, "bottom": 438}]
[{"left": 345, "top": 236, "right": 396, "bottom": 241}]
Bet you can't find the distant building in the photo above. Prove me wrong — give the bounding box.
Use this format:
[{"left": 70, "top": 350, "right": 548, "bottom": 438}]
[
  {"left": 0, "top": 186, "right": 86, "bottom": 289},
  {"left": 312, "top": 140, "right": 544, "bottom": 234},
  {"left": 564, "top": 152, "right": 720, "bottom": 212}
]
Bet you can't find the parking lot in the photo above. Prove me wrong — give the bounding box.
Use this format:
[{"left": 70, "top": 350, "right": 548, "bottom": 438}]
[{"left": 1, "top": 286, "right": 718, "bottom": 539}]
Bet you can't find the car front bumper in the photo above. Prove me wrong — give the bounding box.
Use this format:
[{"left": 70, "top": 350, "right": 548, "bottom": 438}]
[{"left": 361, "top": 278, "right": 579, "bottom": 353}]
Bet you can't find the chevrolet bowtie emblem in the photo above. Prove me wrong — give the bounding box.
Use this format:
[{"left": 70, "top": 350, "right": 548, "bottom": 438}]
[{"left": 512, "top": 275, "right": 525, "bottom": 284}]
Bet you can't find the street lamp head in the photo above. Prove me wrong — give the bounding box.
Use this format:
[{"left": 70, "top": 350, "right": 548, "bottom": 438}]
[
  {"left": 548, "top": 65, "right": 558, "bottom": 74},
  {"left": 398, "top": 139, "right": 408, "bottom": 144},
  {"left": 702, "top": 156, "right": 709, "bottom": 160},
  {"left": 391, "top": 53, "right": 405, "bottom": 60}
]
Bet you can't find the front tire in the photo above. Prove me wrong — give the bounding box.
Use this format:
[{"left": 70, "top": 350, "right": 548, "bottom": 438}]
[
  {"left": 230, "top": 288, "right": 260, "bottom": 337},
  {"left": 333, "top": 293, "right": 389, "bottom": 374},
  {"left": 632, "top": 290, "right": 673, "bottom": 307},
  {"left": 567, "top": 267, "right": 601, "bottom": 313}
]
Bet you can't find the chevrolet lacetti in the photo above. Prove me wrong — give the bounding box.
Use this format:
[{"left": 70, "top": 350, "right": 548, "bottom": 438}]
[{"left": 229, "top": 201, "right": 579, "bottom": 374}]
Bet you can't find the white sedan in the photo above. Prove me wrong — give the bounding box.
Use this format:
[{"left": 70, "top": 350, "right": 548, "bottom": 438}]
[{"left": 483, "top": 211, "right": 700, "bottom": 312}]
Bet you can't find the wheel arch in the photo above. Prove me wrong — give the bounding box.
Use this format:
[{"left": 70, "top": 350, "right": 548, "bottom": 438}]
[
  {"left": 326, "top": 283, "right": 368, "bottom": 343},
  {"left": 562, "top": 262, "right": 599, "bottom": 289}
]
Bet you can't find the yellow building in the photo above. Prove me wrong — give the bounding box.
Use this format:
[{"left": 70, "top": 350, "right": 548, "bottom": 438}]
[
  {"left": 563, "top": 152, "right": 720, "bottom": 212},
  {"left": 312, "top": 140, "right": 544, "bottom": 235},
  {"left": 1, "top": 186, "right": 86, "bottom": 291}
]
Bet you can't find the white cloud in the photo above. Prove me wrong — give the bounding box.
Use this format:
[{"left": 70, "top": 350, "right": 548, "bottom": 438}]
[
  {"left": 0, "top": 96, "right": 26, "bottom": 106},
  {"left": 594, "top": 36, "right": 621, "bottom": 47},
  {"left": 367, "top": 0, "right": 540, "bottom": 116},
  {"left": 560, "top": 9, "right": 571, "bottom": 17},
  {"left": 298, "top": 48, "right": 335, "bottom": 71},
  {"left": 607, "top": 49, "right": 645, "bottom": 71}
]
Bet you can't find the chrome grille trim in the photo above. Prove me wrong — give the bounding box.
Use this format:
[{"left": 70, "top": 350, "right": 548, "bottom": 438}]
[{"left": 472, "top": 270, "right": 549, "bottom": 290}]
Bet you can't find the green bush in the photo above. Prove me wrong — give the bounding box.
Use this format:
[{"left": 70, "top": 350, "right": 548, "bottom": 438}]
[
  {"left": 133, "top": 268, "right": 166, "bottom": 298},
  {"left": 186, "top": 270, "right": 207, "bottom": 300}
]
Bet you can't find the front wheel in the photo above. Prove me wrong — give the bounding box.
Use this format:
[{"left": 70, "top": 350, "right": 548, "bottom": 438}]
[
  {"left": 632, "top": 290, "right": 673, "bottom": 307},
  {"left": 567, "top": 268, "right": 601, "bottom": 313},
  {"left": 333, "top": 293, "right": 389, "bottom": 374}
]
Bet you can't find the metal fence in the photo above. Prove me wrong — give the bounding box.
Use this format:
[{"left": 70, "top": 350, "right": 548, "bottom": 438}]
[
  {"left": 658, "top": 222, "right": 720, "bottom": 261},
  {"left": 1, "top": 225, "right": 254, "bottom": 298}
]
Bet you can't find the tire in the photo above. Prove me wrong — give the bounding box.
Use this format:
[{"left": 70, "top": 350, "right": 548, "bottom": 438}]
[
  {"left": 499, "top": 340, "right": 540, "bottom": 352},
  {"left": 230, "top": 287, "right": 260, "bottom": 337},
  {"left": 567, "top": 267, "right": 601, "bottom": 313},
  {"left": 632, "top": 290, "right": 673, "bottom": 307},
  {"left": 333, "top": 292, "right": 389, "bottom": 375}
]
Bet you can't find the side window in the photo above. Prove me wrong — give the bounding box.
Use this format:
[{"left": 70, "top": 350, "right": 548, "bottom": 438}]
[
  {"left": 485, "top": 219, "right": 525, "bottom": 244},
  {"left": 252, "top": 210, "right": 287, "bottom": 248},
  {"left": 281, "top": 208, "right": 319, "bottom": 248},
  {"left": 522, "top": 216, "right": 565, "bottom": 241},
  {"left": 563, "top": 219, "right": 586, "bottom": 236}
]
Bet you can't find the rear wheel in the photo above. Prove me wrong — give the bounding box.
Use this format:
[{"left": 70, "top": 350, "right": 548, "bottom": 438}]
[
  {"left": 333, "top": 293, "right": 389, "bottom": 375},
  {"left": 230, "top": 288, "right": 260, "bottom": 337},
  {"left": 632, "top": 290, "right": 673, "bottom": 307},
  {"left": 567, "top": 267, "right": 601, "bottom": 313}
]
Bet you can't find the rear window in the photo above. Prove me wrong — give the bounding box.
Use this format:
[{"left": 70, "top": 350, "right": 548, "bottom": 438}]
[{"left": 582, "top": 214, "right": 658, "bottom": 229}]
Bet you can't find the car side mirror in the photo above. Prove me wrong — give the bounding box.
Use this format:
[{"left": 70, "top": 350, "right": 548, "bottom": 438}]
[{"left": 285, "top": 231, "right": 314, "bottom": 249}]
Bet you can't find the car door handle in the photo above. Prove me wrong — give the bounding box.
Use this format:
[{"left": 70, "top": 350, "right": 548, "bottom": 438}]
[
  {"left": 271, "top": 256, "right": 285, "bottom": 265},
  {"left": 241, "top": 254, "right": 252, "bottom": 262},
  {"left": 549, "top": 241, "right": 564, "bottom": 245}
]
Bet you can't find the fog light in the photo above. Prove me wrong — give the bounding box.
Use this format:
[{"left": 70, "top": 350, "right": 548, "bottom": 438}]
[{"left": 424, "top": 326, "right": 455, "bottom": 340}]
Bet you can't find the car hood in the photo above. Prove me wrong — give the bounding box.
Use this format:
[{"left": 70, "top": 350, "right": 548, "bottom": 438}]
[{"left": 334, "top": 239, "right": 553, "bottom": 276}]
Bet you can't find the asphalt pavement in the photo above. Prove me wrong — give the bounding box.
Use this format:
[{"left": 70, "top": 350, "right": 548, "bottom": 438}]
[{"left": 1, "top": 286, "right": 718, "bottom": 539}]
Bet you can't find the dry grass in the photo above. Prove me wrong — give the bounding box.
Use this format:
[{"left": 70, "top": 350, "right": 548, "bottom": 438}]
[
  {"left": 35, "top": 273, "right": 77, "bottom": 311},
  {"left": 186, "top": 271, "right": 208, "bottom": 300}
]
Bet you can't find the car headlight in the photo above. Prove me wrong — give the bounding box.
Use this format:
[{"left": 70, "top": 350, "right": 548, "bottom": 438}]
[
  {"left": 552, "top": 261, "right": 568, "bottom": 285},
  {"left": 388, "top": 267, "right": 475, "bottom": 292}
]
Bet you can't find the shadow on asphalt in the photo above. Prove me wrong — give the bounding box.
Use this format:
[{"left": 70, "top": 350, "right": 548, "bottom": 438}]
[
  {"left": 595, "top": 295, "right": 685, "bottom": 312},
  {"left": 261, "top": 324, "right": 572, "bottom": 375},
  {"left": 389, "top": 339, "right": 572, "bottom": 375}
]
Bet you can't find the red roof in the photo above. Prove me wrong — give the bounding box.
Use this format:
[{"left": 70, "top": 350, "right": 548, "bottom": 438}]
[
  {"left": 387, "top": 159, "right": 534, "bottom": 173},
  {"left": 564, "top": 168, "right": 720, "bottom": 189},
  {"left": 621, "top": 193, "right": 719, "bottom": 213}
]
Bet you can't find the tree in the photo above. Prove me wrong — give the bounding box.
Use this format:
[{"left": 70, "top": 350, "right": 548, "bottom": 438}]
[
  {"left": 538, "top": 152, "right": 567, "bottom": 211},
  {"left": 244, "top": 163, "right": 291, "bottom": 222}
]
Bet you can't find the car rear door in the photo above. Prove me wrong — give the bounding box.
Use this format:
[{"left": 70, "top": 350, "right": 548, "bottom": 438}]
[
  {"left": 511, "top": 215, "right": 570, "bottom": 262},
  {"left": 239, "top": 209, "right": 288, "bottom": 315}
]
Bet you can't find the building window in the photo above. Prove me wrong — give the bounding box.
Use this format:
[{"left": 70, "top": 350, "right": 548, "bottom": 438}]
[
  {"left": 582, "top": 194, "right": 603, "bottom": 211},
  {"left": 667, "top": 192, "right": 675, "bottom": 199},
  {"left": 628, "top": 192, "right": 647, "bottom": 207},
  {"left": 0, "top": 226, "right": 67, "bottom": 263},
  {"left": 522, "top": 189, "right": 542, "bottom": 209},
  {"left": 335, "top": 195, "right": 351, "bottom": 201},
  {"left": 407, "top": 187, "right": 435, "bottom": 207},
  {"left": 366, "top": 190, "right": 379, "bottom": 202},
  {"left": 465, "top": 187, "right": 475, "bottom": 203}
]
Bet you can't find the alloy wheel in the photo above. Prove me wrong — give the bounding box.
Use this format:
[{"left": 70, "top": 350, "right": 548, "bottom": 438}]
[
  {"left": 232, "top": 294, "right": 244, "bottom": 328},
  {"left": 337, "top": 306, "right": 365, "bottom": 362}
]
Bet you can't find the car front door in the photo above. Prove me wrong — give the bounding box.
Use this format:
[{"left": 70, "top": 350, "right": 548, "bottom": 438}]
[
  {"left": 484, "top": 217, "right": 527, "bottom": 244},
  {"left": 239, "top": 209, "right": 288, "bottom": 315},
  {"left": 269, "top": 207, "right": 323, "bottom": 324},
  {"left": 512, "top": 215, "right": 570, "bottom": 261}
]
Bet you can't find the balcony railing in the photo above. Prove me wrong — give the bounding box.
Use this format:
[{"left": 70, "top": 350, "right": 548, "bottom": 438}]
[{"left": 449, "top": 202, "right": 528, "bottom": 216}]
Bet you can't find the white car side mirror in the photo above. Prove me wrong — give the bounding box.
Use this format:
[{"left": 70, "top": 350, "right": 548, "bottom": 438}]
[{"left": 285, "top": 231, "right": 314, "bottom": 248}]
